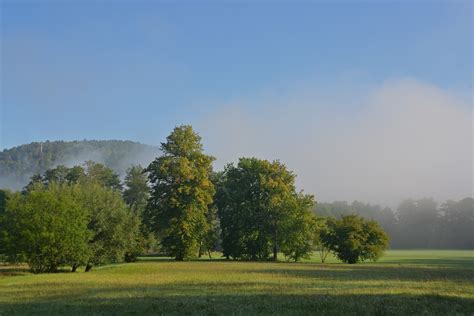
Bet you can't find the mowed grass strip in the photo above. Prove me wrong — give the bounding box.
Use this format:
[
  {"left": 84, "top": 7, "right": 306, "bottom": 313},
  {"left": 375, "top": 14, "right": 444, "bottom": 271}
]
[{"left": 0, "top": 250, "right": 473, "bottom": 315}]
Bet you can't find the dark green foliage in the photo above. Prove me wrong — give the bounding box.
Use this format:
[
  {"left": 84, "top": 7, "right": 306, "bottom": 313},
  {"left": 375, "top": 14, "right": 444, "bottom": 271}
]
[
  {"left": 123, "top": 165, "right": 149, "bottom": 214},
  {"left": 145, "top": 126, "right": 215, "bottom": 260},
  {"left": 2, "top": 163, "right": 141, "bottom": 272},
  {"left": 74, "top": 182, "right": 141, "bottom": 270},
  {"left": 216, "top": 157, "right": 315, "bottom": 261},
  {"left": 199, "top": 205, "right": 221, "bottom": 258},
  {"left": 22, "top": 162, "right": 121, "bottom": 193},
  {"left": 0, "top": 189, "right": 12, "bottom": 258},
  {"left": 279, "top": 194, "right": 316, "bottom": 262},
  {"left": 311, "top": 217, "right": 331, "bottom": 263},
  {"left": 0, "top": 140, "right": 159, "bottom": 190},
  {"left": 123, "top": 165, "right": 153, "bottom": 261},
  {"left": 3, "top": 184, "right": 90, "bottom": 272},
  {"left": 322, "top": 215, "right": 389, "bottom": 264},
  {"left": 83, "top": 161, "right": 122, "bottom": 191}
]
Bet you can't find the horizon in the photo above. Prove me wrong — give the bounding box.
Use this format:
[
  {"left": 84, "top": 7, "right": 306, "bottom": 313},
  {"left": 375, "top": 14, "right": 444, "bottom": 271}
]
[{"left": 1, "top": 1, "right": 473, "bottom": 206}]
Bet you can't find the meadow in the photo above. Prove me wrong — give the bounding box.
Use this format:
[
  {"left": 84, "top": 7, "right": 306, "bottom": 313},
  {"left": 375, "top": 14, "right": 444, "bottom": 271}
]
[{"left": 1, "top": 250, "right": 473, "bottom": 315}]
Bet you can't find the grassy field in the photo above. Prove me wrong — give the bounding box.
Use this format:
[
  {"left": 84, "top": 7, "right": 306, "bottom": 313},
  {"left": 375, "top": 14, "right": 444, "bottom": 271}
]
[{"left": 1, "top": 250, "right": 473, "bottom": 315}]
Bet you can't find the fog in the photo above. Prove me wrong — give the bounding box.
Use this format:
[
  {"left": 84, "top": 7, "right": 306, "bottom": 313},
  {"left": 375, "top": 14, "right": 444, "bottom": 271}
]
[
  {"left": 0, "top": 141, "right": 160, "bottom": 191},
  {"left": 198, "top": 78, "right": 473, "bottom": 207}
]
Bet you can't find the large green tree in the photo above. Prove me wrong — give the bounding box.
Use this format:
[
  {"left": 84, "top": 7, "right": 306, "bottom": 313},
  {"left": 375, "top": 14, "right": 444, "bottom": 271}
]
[
  {"left": 217, "top": 157, "right": 315, "bottom": 261},
  {"left": 7, "top": 163, "right": 142, "bottom": 272},
  {"left": 122, "top": 165, "right": 158, "bottom": 259},
  {"left": 3, "top": 184, "right": 90, "bottom": 273},
  {"left": 74, "top": 182, "right": 140, "bottom": 271},
  {"left": 145, "top": 125, "right": 215, "bottom": 260}
]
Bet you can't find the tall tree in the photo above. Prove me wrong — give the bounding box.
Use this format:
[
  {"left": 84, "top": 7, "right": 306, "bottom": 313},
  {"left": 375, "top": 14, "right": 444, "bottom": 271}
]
[
  {"left": 74, "top": 182, "right": 140, "bottom": 271},
  {"left": 123, "top": 165, "right": 149, "bottom": 214},
  {"left": 217, "top": 157, "right": 314, "bottom": 261},
  {"left": 145, "top": 125, "right": 215, "bottom": 260},
  {"left": 279, "top": 193, "right": 316, "bottom": 262}
]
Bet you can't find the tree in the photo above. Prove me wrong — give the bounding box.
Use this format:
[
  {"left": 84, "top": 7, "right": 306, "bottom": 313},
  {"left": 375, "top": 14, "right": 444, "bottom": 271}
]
[
  {"left": 83, "top": 161, "right": 122, "bottom": 191},
  {"left": 217, "top": 157, "right": 315, "bottom": 261},
  {"left": 322, "top": 215, "right": 389, "bottom": 264},
  {"left": 360, "top": 219, "right": 390, "bottom": 262},
  {"left": 3, "top": 184, "right": 90, "bottom": 273},
  {"left": 22, "top": 162, "right": 120, "bottom": 192},
  {"left": 145, "top": 125, "right": 215, "bottom": 260},
  {"left": 312, "top": 217, "right": 331, "bottom": 263},
  {"left": 198, "top": 172, "right": 224, "bottom": 258},
  {"left": 122, "top": 165, "right": 155, "bottom": 261},
  {"left": 0, "top": 189, "right": 12, "bottom": 259},
  {"left": 123, "top": 165, "right": 149, "bottom": 214},
  {"left": 279, "top": 193, "right": 316, "bottom": 262},
  {"left": 74, "top": 182, "right": 140, "bottom": 271},
  {"left": 397, "top": 198, "right": 439, "bottom": 248},
  {"left": 199, "top": 205, "right": 221, "bottom": 258},
  {"left": 0, "top": 140, "right": 159, "bottom": 191},
  {"left": 440, "top": 198, "right": 474, "bottom": 249}
]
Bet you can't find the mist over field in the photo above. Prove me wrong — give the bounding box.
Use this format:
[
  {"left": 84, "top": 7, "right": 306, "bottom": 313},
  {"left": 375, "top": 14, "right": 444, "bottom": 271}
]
[
  {"left": 199, "top": 79, "right": 473, "bottom": 207},
  {"left": 2, "top": 79, "right": 471, "bottom": 208}
]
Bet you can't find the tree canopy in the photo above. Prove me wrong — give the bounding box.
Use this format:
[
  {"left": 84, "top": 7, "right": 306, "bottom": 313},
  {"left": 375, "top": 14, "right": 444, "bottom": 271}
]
[
  {"left": 321, "top": 215, "right": 389, "bottom": 264},
  {"left": 216, "top": 157, "right": 315, "bottom": 261},
  {"left": 145, "top": 125, "right": 215, "bottom": 260}
]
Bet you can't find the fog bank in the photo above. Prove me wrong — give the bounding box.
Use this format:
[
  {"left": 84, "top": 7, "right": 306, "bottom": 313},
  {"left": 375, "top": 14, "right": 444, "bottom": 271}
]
[{"left": 198, "top": 79, "right": 473, "bottom": 207}]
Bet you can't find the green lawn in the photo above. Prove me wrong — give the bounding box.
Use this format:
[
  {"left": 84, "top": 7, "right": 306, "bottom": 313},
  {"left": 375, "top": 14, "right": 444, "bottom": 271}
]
[{"left": 1, "top": 250, "right": 473, "bottom": 315}]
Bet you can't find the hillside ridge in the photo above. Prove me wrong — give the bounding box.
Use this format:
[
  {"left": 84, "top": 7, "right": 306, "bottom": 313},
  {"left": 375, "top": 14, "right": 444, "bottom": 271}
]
[{"left": 0, "top": 139, "right": 160, "bottom": 190}]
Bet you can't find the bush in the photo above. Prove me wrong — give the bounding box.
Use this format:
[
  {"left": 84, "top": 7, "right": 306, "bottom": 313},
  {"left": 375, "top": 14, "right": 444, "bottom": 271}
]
[{"left": 322, "top": 215, "right": 389, "bottom": 264}]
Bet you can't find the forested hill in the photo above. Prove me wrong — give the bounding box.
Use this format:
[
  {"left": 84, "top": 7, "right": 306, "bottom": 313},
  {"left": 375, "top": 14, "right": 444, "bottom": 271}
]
[{"left": 0, "top": 140, "right": 159, "bottom": 190}]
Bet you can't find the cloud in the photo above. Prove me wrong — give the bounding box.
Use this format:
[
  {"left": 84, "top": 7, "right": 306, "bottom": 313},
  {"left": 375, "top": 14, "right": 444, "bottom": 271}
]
[{"left": 197, "top": 79, "right": 473, "bottom": 207}]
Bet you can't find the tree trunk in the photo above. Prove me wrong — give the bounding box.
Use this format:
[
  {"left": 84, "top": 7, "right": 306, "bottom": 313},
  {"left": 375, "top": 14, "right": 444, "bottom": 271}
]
[
  {"left": 198, "top": 241, "right": 203, "bottom": 258},
  {"left": 273, "top": 221, "right": 278, "bottom": 261},
  {"left": 85, "top": 263, "right": 93, "bottom": 272},
  {"left": 71, "top": 264, "right": 78, "bottom": 272},
  {"left": 208, "top": 249, "right": 212, "bottom": 259}
]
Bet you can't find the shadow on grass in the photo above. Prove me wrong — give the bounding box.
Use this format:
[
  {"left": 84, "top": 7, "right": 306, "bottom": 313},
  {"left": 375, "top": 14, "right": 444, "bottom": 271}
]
[
  {"left": 0, "top": 286, "right": 472, "bottom": 315},
  {"left": 134, "top": 255, "right": 474, "bottom": 283},
  {"left": 380, "top": 257, "right": 474, "bottom": 267},
  {"left": 138, "top": 257, "right": 229, "bottom": 263},
  {"left": 253, "top": 264, "right": 473, "bottom": 282}
]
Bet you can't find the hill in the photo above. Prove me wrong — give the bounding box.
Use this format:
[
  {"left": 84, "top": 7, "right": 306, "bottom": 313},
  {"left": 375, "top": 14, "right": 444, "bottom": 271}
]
[{"left": 0, "top": 140, "right": 159, "bottom": 190}]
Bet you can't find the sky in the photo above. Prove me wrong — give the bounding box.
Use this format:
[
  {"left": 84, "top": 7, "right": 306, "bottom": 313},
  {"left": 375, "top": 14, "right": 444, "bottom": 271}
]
[{"left": 1, "top": 1, "right": 472, "bottom": 205}]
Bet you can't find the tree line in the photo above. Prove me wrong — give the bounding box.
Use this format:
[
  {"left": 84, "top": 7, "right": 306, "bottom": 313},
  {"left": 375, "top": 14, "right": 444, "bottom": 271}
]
[
  {"left": 315, "top": 198, "right": 473, "bottom": 249},
  {"left": 0, "top": 140, "right": 159, "bottom": 190},
  {"left": 0, "top": 125, "right": 470, "bottom": 272}
]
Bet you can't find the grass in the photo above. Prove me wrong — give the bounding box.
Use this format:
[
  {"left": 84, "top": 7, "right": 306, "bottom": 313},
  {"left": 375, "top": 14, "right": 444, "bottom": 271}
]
[{"left": 0, "top": 250, "right": 473, "bottom": 315}]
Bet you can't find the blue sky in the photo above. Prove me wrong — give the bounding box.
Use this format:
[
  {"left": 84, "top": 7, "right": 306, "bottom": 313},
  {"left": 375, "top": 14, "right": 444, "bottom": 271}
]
[{"left": 1, "top": 1, "right": 471, "bottom": 150}]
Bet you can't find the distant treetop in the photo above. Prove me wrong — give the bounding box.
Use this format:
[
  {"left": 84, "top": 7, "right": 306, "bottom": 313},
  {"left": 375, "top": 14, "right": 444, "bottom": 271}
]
[{"left": 0, "top": 140, "right": 159, "bottom": 190}]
